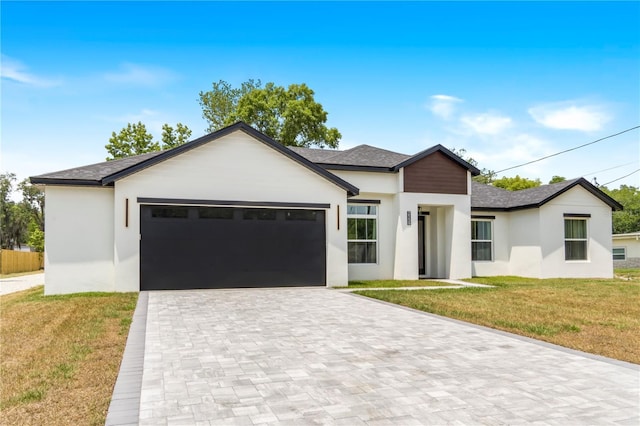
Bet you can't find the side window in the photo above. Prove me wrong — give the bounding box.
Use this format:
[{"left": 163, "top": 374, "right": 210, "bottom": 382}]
[
  {"left": 347, "top": 205, "right": 377, "bottom": 264},
  {"left": 612, "top": 247, "right": 626, "bottom": 261},
  {"left": 564, "top": 218, "right": 588, "bottom": 261},
  {"left": 471, "top": 220, "right": 493, "bottom": 261}
]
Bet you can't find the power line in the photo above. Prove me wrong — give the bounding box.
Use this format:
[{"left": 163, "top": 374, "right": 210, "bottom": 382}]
[
  {"left": 580, "top": 161, "right": 639, "bottom": 177},
  {"left": 494, "top": 125, "right": 640, "bottom": 174},
  {"left": 601, "top": 168, "right": 640, "bottom": 187}
]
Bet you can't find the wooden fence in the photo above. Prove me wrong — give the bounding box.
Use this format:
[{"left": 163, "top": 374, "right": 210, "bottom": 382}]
[{"left": 0, "top": 250, "right": 44, "bottom": 275}]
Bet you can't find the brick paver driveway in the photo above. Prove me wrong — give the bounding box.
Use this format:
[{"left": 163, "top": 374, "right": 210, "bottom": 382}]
[{"left": 114, "top": 288, "right": 639, "bottom": 425}]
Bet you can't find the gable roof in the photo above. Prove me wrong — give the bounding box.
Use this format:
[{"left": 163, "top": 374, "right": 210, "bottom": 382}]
[
  {"left": 291, "top": 143, "right": 480, "bottom": 175},
  {"left": 471, "top": 178, "right": 623, "bottom": 211},
  {"left": 31, "top": 122, "right": 359, "bottom": 196},
  {"left": 393, "top": 144, "right": 481, "bottom": 175}
]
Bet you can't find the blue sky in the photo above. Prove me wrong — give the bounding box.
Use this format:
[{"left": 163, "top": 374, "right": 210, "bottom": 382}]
[{"left": 2, "top": 1, "right": 639, "bottom": 191}]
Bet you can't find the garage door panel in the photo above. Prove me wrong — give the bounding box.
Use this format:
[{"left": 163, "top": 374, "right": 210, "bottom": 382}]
[{"left": 140, "top": 205, "right": 326, "bottom": 290}]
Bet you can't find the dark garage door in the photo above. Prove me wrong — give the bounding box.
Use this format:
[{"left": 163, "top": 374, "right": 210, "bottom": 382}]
[{"left": 140, "top": 205, "right": 326, "bottom": 290}]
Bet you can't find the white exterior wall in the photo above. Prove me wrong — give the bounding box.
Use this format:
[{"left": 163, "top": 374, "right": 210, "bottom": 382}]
[
  {"left": 473, "top": 186, "right": 614, "bottom": 278},
  {"left": 332, "top": 170, "right": 400, "bottom": 281},
  {"left": 507, "top": 209, "right": 543, "bottom": 277},
  {"left": 345, "top": 193, "right": 397, "bottom": 281},
  {"left": 44, "top": 186, "right": 115, "bottom": 294},
  {"left": 330, "top": 170, "right": 398, "bottom": 194},
  {"left": 113, "top": 130, "right": 349, "bottom": 291},
  {"left": 539, "top": 187, "right": 614, "bottom": 278},
  {"left": 471, "top": 211, "right": 512, "bottom": 276}
]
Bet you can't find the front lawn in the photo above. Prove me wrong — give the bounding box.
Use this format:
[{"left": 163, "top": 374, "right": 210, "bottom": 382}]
[
  {"left": 0, "top": 286, "right": 137, "bottom": 425},
  {"left": 343, "top": 279, "right": 461, "bottom": 288},
  {"left": 354, "top": 276, "right": 640, "bottom": 364},
  {"left": 615, "top": 268, "right": 640, "bottom": 281}
]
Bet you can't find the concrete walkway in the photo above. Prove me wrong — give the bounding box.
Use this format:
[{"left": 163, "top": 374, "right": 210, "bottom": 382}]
[
  {"left": 0, "top": 272, "right": 44, "bottom": 295},
  {"left": 336, "top": 279, "right": 492, "bottom": 292},
  {"left": 108, "top": 288, "right": 639, "bottom": 425}
]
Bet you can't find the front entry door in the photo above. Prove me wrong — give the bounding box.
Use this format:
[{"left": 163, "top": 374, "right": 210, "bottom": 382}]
[{"left": 418, "top": 215, "right": 426, "bottom": 275}]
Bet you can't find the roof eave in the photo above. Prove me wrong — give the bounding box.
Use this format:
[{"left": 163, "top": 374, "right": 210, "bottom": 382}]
[
  {"left": 29, "top": 177, "right": 105, "bottom": 187},
  {"left": 319, "top": 164, "right": 396, "bottom": 173}
]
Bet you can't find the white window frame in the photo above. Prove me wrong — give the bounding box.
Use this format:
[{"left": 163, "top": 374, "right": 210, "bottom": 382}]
[
  {"left": 564, "top": 217, "right": 589, "bottom": 261},
  {"left": 471, "top": 219, "right": 493, "bottom": 262},
  {"left": 347, "top": 204, "right": 378, "bottom": 264},
  {"left": 612, "top": 247, "right": 627, "bottom": 261}
]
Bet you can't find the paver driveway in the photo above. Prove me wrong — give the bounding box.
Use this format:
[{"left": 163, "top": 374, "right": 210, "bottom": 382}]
[{"left": 117, "top": 288, "right": 639, "bottom": 425}]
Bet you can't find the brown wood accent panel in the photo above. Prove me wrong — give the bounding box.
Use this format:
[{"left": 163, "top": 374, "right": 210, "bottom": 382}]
[{"left": 404, "top": 151, "right": 468, "bottom": 194}]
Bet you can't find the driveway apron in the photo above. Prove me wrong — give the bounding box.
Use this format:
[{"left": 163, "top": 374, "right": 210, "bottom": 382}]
[{"left": 124, "top": 288, "right": 638, "bottom": 425}]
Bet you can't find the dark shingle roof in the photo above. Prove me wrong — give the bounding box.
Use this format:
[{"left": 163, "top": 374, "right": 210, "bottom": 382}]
[
  {"left": 31, "top": 122, "right": 359, "bottom": 196},
  {"left": 30, "top": 151, "right": 164, "bottom": 185},
  {"left": 471, "top": 178, "right": 622, "bottom": 211},
  {"left": 291, "top": 145, "right": 411, "bottom": 168}
]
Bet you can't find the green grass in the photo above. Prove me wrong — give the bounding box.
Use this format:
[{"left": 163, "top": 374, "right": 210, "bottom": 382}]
[
  {"left": 615, "top": 268, "right": 640, "bottom": 280},
  {"left": 1, "top": 286, "right": 138, "bottom": 425},
  {"left": 338, "top": 279, "right": 461, "bottom": 288},
  {"left": 354, "top": 276, "right": 640, "bottom": 364}
]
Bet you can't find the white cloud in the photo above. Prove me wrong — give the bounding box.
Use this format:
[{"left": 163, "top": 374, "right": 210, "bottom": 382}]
[
  {"left": 104, "top": 63, "right": 177, "bottom": 87},
  {"left": 0, "top": 55, "right": 62, "bottom": 87},
  {"left": 460, "top": 112, "right": 513, "bottom": 135},
  {"left": 427, "top": 94, "right": 463, "bottom": 120},
  {"left": 528, "top": 102, "right": 610, "bottom": 131}
]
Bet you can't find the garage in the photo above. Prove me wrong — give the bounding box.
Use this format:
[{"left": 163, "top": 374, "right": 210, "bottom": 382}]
[{"left": 140, "top": 204, "right": 327, "bottom": 290}]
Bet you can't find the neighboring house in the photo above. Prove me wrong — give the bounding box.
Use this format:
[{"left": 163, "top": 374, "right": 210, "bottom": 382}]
[
  {"left": 612, "top": 232, "right": 640, "bottom": 268},
  {"left": 31, "top": 122, "right": 622, "bottom": 294}
]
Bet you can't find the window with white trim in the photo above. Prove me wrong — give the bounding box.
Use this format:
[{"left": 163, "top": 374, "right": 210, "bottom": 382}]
[
  {"left": 564, "top": 218, "right": 588, "bottom": 261},
  {"left": 347, "top": 204, "right": 377, "bottom": 264},
  {"left": 612, "top": 247, "right": 626, "bottom": 261},
  {"left": 471, "top": 219, "right": 493, "bottom": 261}
]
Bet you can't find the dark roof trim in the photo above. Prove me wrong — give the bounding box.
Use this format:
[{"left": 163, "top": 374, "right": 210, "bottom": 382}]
[
  {"left": 348, "top": 199, "right": 381, "bottom": 204},
  {"left": 318, "top": 164, "right": 397, "bottom": 173},
  {"left": 102, "top": 122, "right": 359, "bottom": 196},
  {"left": 541, "top": 178, "right": 622, "bottom": 211},
  {"left": 393, "top": 144, "right": 481, "bottom": 176},
  {"left": 472, "top": 215, "right": 496, "bottom": 220},
  {"left": 28, "top": 178, "right": 105, "bottom": 187},
  {"left": 137, "top": 197, "right": 331, "bottom": 209}
]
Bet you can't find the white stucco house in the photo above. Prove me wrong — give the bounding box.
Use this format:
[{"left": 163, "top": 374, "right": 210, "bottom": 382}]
[
  {"left": 31, "top": 122, "right": 622, "bottom": 294},
  {"left": 612, "top": 232, "right": 640, "bottom": 268}
]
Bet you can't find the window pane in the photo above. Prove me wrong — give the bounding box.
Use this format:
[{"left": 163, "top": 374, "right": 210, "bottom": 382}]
[
  {"left": 356, "top": 218, "right": 366, "bottom": 239},
  {"left": 565, "top": 241, "right": 587, "bottom": 260},
  {"left": 365, "top": 242, "right": 377, "bottom": 263},
  {"left": 565, "top": 219, "right": 586, "bottom": 239},
  {"left": 472, "top": 242, "right": 492, "bottom": 261},
  {"left": 347, "top": 205, "right": 357, "bottom": 215},
  {"left": 198, "top": 207, "right": 234, "bottom": 219},
  {"left": 612, "top": 248, "right": 626, "bottom": 260},
  {"left": 348, "top": 242, "right": 376, "bottom": 263},
  {"left": 347, "top": 218, "right": 357, "bottom": 239},
  {"left": 151, "top": 207, "right": 189, "bottom": 218},
  {"left": 365, "top": 219, "right": 376, "bottom": 239},
  {"left": 243, "top": 209, "right": 277, "bottom": 220},
  {"left": 472, "top": 221, "right": 491, "bottom": 240},
  {"left": 285, "top": 210, "right": 317, "bottom": 221},
  {"left": 367, "top": 206, "right": 377, "bottom": 215}
]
